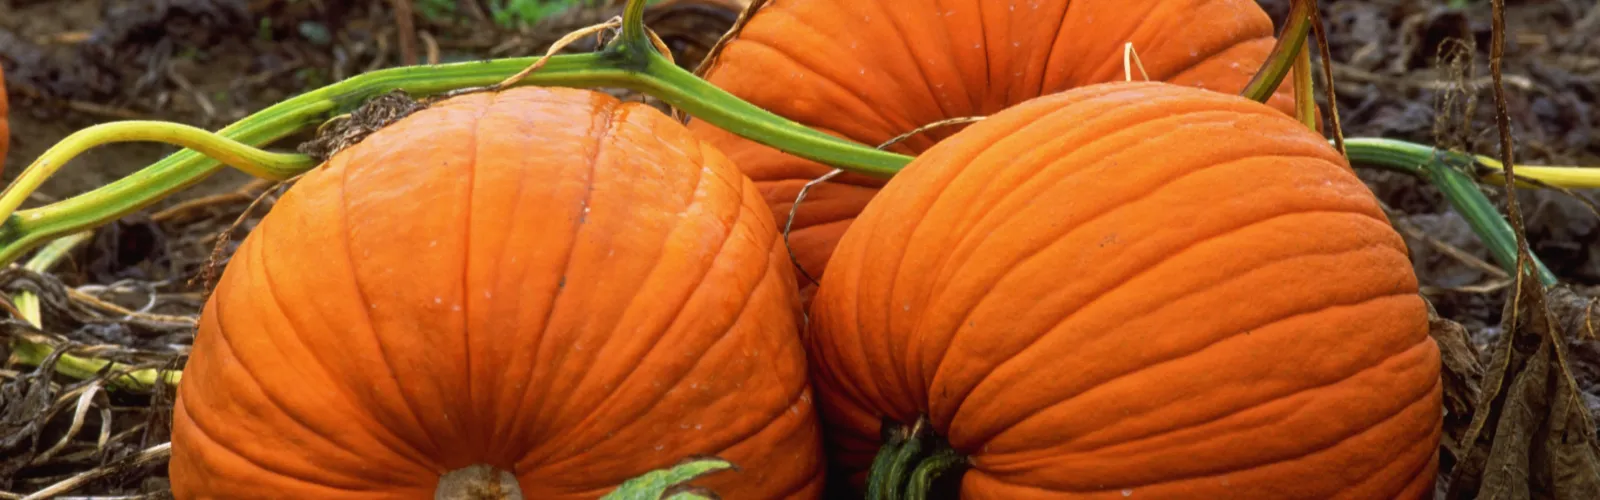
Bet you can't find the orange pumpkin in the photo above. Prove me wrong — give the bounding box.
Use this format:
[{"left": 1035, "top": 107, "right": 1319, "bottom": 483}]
[
  {"left": 807, "top": 82, "right": 1440, "bottom": 497},
  {"left": 169, "top": 87, "right": 825, "bottom": 498},
  {"left": 688, "top": 0, "right": 1303, "bottom": 297}
]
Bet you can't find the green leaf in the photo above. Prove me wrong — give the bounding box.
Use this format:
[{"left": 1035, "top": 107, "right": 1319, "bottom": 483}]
[{"left": 602, "top": 456, "right": 736, "bottom": 500}]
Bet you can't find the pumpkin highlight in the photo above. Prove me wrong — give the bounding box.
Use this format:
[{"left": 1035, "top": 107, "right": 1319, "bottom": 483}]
[
  {"left": 688, "top": 0, "right": 1304, "bottom": 296},
  {"left": 807, "top": 82, "right": 1441, "bottom": 498},
  {"left": 170, "top": 87, "right": 824, "bottom": 499}
]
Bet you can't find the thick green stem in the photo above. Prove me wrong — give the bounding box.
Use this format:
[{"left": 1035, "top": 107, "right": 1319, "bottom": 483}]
[
  {"left": 905, "top": 448, "right": 965, "bottom": 500},
  {"left": 1241, "top": 0, "right": 1312, "bottom": 102},
  {"left": 882, "top": 435, "right": 925, "bottom": 500},
  {"left": 621, "top": 0, "right": 651, "bottom": 50},
  {"left": 1345, "top": 138, "right": 1557, "bottom": 286},
  {"left": 865, "top": 434, "right": 909, "bottom": 500},
  {"left": 0, "top": 121, "right": 311, "bottom": 224}
]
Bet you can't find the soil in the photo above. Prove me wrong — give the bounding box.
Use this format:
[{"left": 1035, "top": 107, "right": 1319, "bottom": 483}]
[{"left": 0, "top": 0, "right": 1597, "bottom": 497}]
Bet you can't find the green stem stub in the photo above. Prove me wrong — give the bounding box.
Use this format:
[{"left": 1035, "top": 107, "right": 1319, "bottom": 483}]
[{"left": 865, "top": 416, "right": 967, "bottom": 500}]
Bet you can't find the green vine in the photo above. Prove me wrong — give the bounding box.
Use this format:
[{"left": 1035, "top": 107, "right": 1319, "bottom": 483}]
[{"left": 0, "top": 2, "right": 906, "bottom": 269}]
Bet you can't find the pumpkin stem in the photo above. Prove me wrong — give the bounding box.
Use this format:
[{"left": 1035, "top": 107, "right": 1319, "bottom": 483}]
[
  {"left": 1239, "top": 0, "right": 1312, "bottom": 103},
  {"left": 865, "top": 416, "right": 966, "bottom": 500},
  {"left": 905, "top": 448, "right": 966, "bottom": 500},
  {"left": 436, "top": 465, "right": 524, "bottom": 500},
  {"left": 882, "top": 424, "right": 927, "bottom": 500},
  {"left": 1291, "top": 43, "right": 1317, "bottom": 130}
]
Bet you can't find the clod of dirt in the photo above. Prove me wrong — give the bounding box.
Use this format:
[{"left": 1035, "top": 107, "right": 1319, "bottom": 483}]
[{"left": 297, "top": 90, "right": 426, "bottom": 162}]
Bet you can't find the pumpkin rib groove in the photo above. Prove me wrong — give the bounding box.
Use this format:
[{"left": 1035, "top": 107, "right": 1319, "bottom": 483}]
[
  {"left": 1070, "top": 315, "right": 1436, "bottom": 461},
  {"left": 974, "top": 0, "right": 993, "bottom": 108},
  {"left": 1030, "top": 1, "right": 1073, "bottom": 103},
  {"left": 504, "top": 98, "right": 619, "bottom": 460},
  {"left": 524, "top": 251, "right": 796, "bottom": 487},
  {"left": 852, "top": 172, "right": 934, "bottom": 418},
  {"left": 865, "top": 1, "right": 952, "bottom": 122},
  {"left": 1166, "top": 39, "right": 1272, "bottom": 89},
  {"left": 174, "top": 401, "right": 370, "bottom": 496},
  {"left": 1086, "top": 3, "right": 1207, "bottom": 82},
  {"left": 919, "top": 162, "right": 1381, "bottom": 410},
  {"left": 457, "top": 93, "right": 490, "bottom": 449},
  {"left": 1036, "top": 0, "right": 1156, "bottom": 88},
  {"left": 478, "top": 110, "right": 538, "bottom": 465},
  {"left": 969, "top": 344, "right": 1437, "bottom": 493},
  {"left": 915, "top": 0, "right": 972, "bottom": 120},
  {"left": 987, "top": 307, "right": 1432, "bottom": 460},
  {"left": 530, "top": 161, "right": 747, "bottom": 473},
  {"left": 806, "top": 296, "right": 885, "bottom": 431},
  {"left": 239, "top": 234, "right": 437, "bottom": 477},
  {"left": 551, "top": 105, "right": 720, "bottom": 456},
  {"left": 187, "top": 287, "right": 387, "bottom": 490},
  {"left": 738, "top": 38, "right": 906, "bottom": 141},
  {"left": 481, "top": 100, "right": 536, "bottom": 459},
  {"left": 520, "top": 175, "right": 785, "bottom": 478},
  {"left": 1333, "top": 382, "right": 1442, "bottom": 498},
  {"left": 1079, "top": 2, "right": 1272, "bottom": 86},
  {"left": 251, "top": 221, "right": 436, "bottom": 470},
  {"left": 869, "top": 1, "right": 977, "bottom": 140},
  {"left": 821, "top": 97, "right": 1089, "bottom": 418},
  {"left": 1134, "top": 367, "right": 1440, "bottom": 493},
  {"left": 917, "top": 143, "right": 1366, "bottom": 324},
  {"left": 335, "top": 129, "right": 447, "bottom": 459},
  {"left": 874, "top": 97, "right": 1113, "bottom": 409},
  {"left": 934, "top": 224, "right": 1410, "bottom": 440},
  {"left": 946, "top": 234, "right": 1412, "bottom": 437},
  {"left": 908, "top": 99, "right": 1335, "bottom": 306}
]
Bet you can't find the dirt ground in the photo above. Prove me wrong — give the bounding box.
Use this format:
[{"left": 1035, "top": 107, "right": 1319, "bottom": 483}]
[{"left": 1, "top": 0, "right": 1598, "bottom": 497}]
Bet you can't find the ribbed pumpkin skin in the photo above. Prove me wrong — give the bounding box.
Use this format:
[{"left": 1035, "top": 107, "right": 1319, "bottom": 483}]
[
  {"left": 807, "top": 82, "right": 1440, "bottom": 498},
  {"left": 687, "top": 0, "right": 1301, "bottom": 293},
  {"left": 170, "top": 87, "right": 824, "bottom": 499}
]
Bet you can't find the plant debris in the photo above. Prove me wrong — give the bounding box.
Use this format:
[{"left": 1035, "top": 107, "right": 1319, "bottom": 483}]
[{"left": 297, "top": 90, "right": 426, "bottom": 162}]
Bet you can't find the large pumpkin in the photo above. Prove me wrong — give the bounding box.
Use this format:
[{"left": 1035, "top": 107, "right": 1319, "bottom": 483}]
[
  {"left": 687, "top": 0, "right": 1302, "bottom": 296},
  {"left": 170, "top": 87, "right": 825, "bottom": 498},
  {"left": 807, "top": 82, "right": 1441, "bottom": 497}
]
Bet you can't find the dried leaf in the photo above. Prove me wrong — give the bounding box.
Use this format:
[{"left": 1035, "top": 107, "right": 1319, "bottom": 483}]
[
  {"left": 1431, "top": 314, "right": 1483, "bottom": 461},
  {"left": 1445, "top": 278, "right": 1600, "bottom": 499}
]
